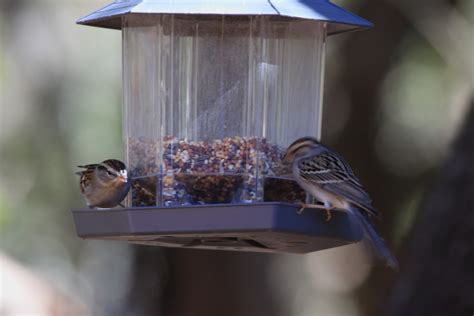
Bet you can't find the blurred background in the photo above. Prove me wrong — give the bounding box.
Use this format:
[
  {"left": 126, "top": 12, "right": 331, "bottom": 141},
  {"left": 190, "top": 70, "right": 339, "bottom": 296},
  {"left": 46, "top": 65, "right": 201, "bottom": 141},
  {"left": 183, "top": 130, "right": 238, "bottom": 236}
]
[{"left": 0, "top": 0, "right": 472, "bottom": 315}]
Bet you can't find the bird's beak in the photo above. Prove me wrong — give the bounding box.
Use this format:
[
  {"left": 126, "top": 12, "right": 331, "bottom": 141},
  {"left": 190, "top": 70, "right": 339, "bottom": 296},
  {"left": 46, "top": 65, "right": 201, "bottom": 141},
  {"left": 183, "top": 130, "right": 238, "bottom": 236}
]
[
  {"left": 118, "top": 175, "right": 128, "bottom": 183},
  {"left": 118, "top": 170, "right": 128, "bottom": 183}
]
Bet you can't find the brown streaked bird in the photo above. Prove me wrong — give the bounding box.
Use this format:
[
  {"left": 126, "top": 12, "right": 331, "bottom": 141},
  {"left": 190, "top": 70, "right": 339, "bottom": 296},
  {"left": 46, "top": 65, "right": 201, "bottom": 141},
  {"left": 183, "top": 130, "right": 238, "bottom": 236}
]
[
  {"left": 76, "top": 159, "right": 131, "bottom": 208},
  {"left": 283, "top": 137, "right": 399, "bottom": 270}
]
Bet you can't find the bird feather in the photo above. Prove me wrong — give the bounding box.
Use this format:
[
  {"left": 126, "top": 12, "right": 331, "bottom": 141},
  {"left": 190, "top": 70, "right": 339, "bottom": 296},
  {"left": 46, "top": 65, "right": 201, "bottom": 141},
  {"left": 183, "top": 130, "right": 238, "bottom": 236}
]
[
  {"left": 352, "top": 207, "right": 399, "bottom": 270},
  {"left": 298, "top": 151, "right": 379, "bottom": 217}
]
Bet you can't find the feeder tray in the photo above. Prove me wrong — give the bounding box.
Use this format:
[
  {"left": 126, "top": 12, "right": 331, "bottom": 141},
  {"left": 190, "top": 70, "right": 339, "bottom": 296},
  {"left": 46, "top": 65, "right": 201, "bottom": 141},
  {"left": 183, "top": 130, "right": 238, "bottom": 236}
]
[{"left": 72, "top": 203, "right": 363, "bottom": 254}]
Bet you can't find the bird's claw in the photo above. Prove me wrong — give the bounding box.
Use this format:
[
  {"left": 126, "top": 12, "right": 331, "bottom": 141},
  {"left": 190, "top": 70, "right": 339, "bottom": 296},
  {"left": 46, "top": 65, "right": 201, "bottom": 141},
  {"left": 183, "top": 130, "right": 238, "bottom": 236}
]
[
  {"left": 325, "top": 209, "right": 332, "bottom": 221},
  {"left": 297, "top": 203, "right": 333, "bottom": 221},
  {"left": 297, "top": 204, "right": 306, "bottom": 215}
]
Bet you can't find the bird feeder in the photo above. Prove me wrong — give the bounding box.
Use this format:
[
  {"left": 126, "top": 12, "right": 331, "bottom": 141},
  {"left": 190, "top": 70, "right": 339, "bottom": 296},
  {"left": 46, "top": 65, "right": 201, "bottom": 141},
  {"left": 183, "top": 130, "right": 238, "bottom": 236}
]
[{"left": 72, "top": 0, "right": 372, "bottom": 253}]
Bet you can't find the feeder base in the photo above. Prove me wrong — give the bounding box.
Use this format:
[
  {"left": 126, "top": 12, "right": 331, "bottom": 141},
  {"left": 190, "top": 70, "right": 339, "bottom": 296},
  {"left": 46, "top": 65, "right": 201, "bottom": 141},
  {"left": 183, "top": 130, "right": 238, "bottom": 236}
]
[{"left": 71, "top": 203, "right": 363, "bottom": 254}]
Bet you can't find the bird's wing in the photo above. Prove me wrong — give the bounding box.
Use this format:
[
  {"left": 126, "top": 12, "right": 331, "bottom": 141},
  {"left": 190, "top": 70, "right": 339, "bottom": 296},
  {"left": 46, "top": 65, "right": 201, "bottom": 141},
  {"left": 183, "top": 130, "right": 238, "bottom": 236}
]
[
  {"left": 77, "top": 169, "right": 94, "bottom": 194},
  {"left": 77, "top": 163, "right": 99, "bottom": 169},
  {"left": 75, "top": 164, "right": 97, "bottom": 179},
  {"left": 298, "top": 150, "right": 379, "bottom": 217}
]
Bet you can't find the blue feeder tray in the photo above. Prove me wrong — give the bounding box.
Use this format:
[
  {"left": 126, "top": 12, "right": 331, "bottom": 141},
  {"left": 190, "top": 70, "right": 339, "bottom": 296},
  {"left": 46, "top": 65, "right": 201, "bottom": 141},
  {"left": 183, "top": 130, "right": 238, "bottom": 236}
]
[{"left": 71, "top": 203, "right": 363, "bottom": 254}]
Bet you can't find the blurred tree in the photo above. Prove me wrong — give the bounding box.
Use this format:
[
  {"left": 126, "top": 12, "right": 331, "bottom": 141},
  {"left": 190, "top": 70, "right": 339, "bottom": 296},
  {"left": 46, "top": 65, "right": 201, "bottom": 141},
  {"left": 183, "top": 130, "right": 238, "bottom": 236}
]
[
  {"left": 385, "top": 101, "right": 474, "bottom": 316},
  {"left": 125, "top": 246, "right": 168, "bottom": 316}
]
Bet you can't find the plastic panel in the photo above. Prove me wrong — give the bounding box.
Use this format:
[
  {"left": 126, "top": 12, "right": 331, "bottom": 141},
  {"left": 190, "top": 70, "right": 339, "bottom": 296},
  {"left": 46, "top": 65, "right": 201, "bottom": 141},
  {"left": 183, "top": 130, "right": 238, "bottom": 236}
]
[{"left": 122, "top": 15, "right": 325, "bottom": 207}]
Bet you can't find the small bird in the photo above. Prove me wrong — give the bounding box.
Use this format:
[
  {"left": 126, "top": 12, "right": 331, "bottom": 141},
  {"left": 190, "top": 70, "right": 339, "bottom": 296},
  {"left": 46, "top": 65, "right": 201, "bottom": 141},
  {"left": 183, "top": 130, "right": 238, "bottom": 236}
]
[
  {"left": 76, "top": 159, "right": 131, "bottom": 208},
  {"left": 283, "top": 137, "right": 399, "bottom": 269}
]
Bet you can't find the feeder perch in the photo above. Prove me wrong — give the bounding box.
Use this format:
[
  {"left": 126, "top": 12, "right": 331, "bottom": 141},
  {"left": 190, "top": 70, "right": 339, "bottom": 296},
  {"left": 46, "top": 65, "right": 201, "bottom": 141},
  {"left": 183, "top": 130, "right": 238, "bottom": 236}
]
[{"left": 72, "top": 0, "right": 372, "bottom": 253}]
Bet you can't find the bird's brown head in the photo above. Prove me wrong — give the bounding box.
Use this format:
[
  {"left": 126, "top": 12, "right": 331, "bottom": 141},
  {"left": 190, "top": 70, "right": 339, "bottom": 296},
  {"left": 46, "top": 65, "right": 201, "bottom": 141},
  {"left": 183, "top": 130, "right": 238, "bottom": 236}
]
[
  {"left": 282, "top": 137, "right": 321, "bottom": 163},
  {"left": 96, "top": 159, "right": 128, "bottom": 184}
]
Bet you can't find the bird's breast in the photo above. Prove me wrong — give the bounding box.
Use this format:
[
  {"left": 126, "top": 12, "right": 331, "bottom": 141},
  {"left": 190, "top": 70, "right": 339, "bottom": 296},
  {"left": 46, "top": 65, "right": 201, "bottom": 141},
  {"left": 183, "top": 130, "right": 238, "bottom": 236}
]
[
  {"left": 84, "top": 181, "right": 130, "bottom": 208},
  {"left": 299, "top": 180, "right": 347, "bottom": 209}
]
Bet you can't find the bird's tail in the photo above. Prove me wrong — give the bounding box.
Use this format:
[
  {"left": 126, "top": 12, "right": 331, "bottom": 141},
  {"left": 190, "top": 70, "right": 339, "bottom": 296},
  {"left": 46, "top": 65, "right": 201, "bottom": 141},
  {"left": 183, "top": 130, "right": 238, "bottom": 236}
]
[{"left": 352, "top": 208, "right": 399, "bottom": 270}]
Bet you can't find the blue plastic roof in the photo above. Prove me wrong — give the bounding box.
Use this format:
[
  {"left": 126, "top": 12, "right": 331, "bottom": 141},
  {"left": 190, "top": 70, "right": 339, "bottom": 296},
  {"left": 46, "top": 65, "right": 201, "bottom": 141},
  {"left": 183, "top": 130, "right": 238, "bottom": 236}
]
[{"left": 77, "top": 0, "right": 373, "bottom": 35}]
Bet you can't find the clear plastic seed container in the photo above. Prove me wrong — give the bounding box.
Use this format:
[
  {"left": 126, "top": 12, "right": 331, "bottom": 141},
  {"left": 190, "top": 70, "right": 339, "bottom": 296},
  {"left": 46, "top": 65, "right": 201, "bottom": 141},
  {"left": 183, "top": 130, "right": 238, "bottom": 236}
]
[{"left": 123, "top": 14, "right": 326, "bottom": 207}]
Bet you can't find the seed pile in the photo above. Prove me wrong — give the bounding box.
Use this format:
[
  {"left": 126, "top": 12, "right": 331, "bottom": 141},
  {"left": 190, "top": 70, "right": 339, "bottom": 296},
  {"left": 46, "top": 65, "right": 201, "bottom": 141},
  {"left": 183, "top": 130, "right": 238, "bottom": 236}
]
[
  {"left": 263, "top": 177, "right": 307, "bottom": 203},
  {"left": 128, "top": 136, "right": 306, "bottom": 206}
]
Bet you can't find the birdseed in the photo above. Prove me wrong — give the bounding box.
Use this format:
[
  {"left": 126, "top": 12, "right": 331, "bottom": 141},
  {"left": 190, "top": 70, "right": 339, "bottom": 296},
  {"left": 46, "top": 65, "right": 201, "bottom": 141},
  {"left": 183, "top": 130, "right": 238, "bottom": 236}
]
[{"left": 128, "top": 136, "right": 306, "bottom": 207}]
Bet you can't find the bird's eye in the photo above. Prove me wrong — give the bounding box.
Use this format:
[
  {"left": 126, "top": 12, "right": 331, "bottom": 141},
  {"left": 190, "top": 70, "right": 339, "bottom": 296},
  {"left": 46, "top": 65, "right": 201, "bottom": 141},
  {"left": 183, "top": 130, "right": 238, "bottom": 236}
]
[{"left": 106, "top": 170, "right": 114, "bottom": 176}]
